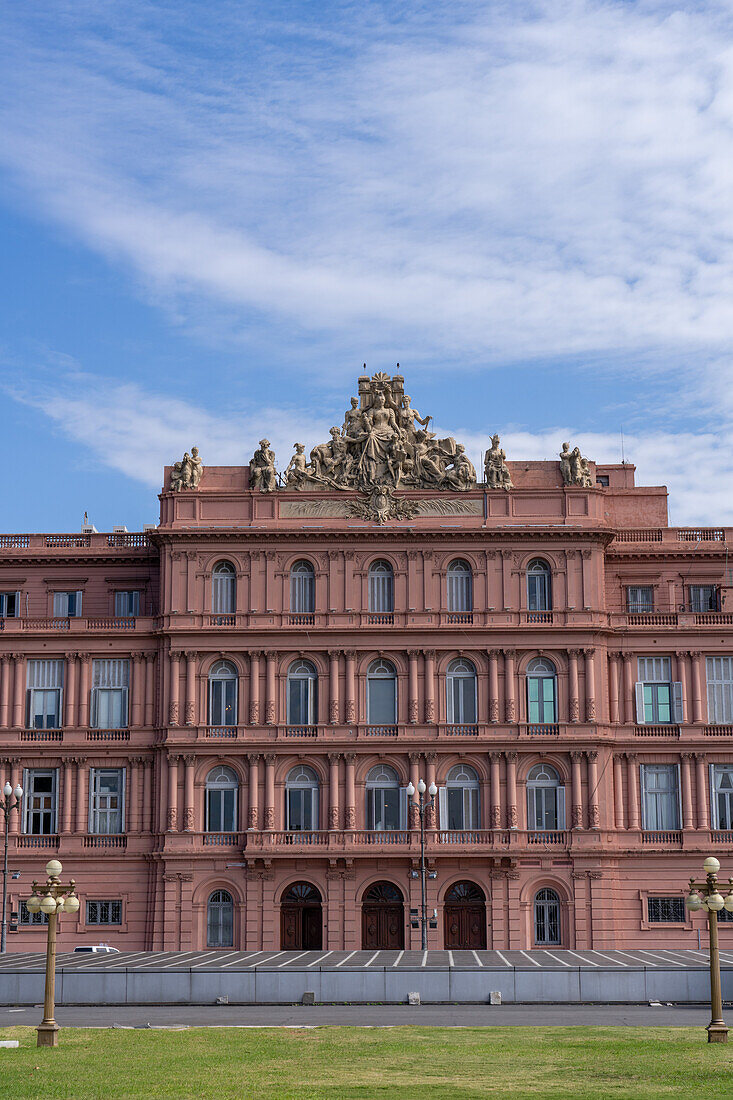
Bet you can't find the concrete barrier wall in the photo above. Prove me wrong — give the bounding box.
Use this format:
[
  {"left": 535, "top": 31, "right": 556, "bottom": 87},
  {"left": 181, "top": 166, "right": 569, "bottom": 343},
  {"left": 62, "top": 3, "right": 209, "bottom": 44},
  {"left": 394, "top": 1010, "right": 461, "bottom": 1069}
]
[{"left": 0, "top": 965, "right": 729, "bottom": 1005}]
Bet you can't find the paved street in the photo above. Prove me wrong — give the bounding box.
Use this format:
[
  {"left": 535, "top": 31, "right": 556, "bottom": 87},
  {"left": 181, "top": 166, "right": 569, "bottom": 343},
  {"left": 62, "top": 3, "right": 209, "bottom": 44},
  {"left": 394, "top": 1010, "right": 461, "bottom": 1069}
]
[{"left": 0, "top": 1003, "right": 716, "bottom": 1028}]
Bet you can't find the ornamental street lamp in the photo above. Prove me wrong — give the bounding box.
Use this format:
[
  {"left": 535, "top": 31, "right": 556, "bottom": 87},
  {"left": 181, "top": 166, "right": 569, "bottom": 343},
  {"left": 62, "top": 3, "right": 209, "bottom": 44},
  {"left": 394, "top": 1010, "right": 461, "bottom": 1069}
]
[
  {"left": 1, "top": 780, "right": 23, "bottom": 953},
  {"left": 406, "top": 778, "right": 438, "bottom": 950},
  {"left": 686, "top": 856, "right": 732, "bottom": 1043},
  {"left": 26, "top": 860, "right": 80, "bottom": 1048}
]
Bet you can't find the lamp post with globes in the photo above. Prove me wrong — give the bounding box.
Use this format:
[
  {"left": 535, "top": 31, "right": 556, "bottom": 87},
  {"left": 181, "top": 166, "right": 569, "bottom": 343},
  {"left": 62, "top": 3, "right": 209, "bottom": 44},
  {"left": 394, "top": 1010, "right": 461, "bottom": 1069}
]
[
  {"left": 406, "top": 778, "right": 437, "bottom": 950},
  {"left": 1, "top": 779, "right": 23, "bottom": 953},
  {"left": 25, "top": 860, "right": 80, "bottom": 1047},
  {"left": 685, "top": 856, "right": 732, "bottom": 1043}
]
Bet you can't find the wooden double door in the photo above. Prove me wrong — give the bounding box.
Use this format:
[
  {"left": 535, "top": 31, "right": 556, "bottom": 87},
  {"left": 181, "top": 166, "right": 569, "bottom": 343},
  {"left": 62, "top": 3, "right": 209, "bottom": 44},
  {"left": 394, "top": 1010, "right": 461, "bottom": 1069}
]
[
  {"left": 361, "top": 882, "right": 405, "bottom": 950},
  {"left": 443, "top": 882, "right": 487, "bottom": 949},
  {"left": 280, "top": 882, "right": 323, "bottom": 950}
]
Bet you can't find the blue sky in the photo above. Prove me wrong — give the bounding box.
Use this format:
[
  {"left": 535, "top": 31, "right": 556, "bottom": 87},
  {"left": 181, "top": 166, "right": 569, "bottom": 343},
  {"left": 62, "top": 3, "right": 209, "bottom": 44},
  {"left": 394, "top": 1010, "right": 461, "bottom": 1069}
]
[{"left": 2, "top": 1, "right": 733, "bottom": 530}]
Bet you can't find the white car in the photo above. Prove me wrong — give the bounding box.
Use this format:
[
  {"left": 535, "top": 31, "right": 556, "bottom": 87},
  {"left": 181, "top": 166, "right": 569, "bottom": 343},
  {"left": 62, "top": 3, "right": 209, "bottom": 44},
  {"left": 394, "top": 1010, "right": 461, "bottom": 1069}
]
[{"left": 73, "top": 944, "right": 120, "bottom": 954}]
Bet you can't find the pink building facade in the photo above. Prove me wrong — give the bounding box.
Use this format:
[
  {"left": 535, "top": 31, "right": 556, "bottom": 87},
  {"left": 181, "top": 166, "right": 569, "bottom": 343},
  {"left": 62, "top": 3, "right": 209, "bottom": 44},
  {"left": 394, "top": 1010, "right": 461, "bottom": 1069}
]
[{"left": 2, "top": 380, "right": 733, "bottom": 952}]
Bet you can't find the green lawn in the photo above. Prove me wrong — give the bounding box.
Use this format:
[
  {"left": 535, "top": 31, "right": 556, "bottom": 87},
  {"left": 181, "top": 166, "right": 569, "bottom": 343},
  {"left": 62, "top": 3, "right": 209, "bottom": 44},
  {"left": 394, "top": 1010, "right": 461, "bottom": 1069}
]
[{"left": 0, "top": 1026, "right": 730, "bottom": 1099}]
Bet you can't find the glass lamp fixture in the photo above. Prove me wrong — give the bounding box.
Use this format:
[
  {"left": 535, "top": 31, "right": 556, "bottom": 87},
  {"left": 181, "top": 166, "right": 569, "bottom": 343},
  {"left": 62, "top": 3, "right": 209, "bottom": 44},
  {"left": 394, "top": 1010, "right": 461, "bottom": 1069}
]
[
  {"left": 406, "top": 782, "right": 415, "bottom": 797},
  {"left": 45, "top": 860, "right": 62, "bottom": 879},
  {"left": 26, "top": 894, "right": 41, "bottom": 914},
  {"left": 64, "top": 895, "right": 80, "bottom": 915},
  {"left": 13, "top": 785, "right": 22, "bottom": 800},
  {"left": 704, "top": 857, "right": 721, "bottom": 875},
  {"left": 3, "top": 782, "right": 11, "bottom": 797},
  {"left": 417, "top": 779, "right": 426, "bottom": 794},
  {"left": 39, "top": 894, "right": 57, "bottom": 916},
  {"left": 686, "top": 892, "right": 702, "bottom": 911},
  {"left": 724, "top": 894, "right": 733, "bottom": 913},
  {"left": 428, "top": 782, "right": 437, "bottom": 797},
  {"left": 708, "top": 892, "right": 725, "bottom": 912}
]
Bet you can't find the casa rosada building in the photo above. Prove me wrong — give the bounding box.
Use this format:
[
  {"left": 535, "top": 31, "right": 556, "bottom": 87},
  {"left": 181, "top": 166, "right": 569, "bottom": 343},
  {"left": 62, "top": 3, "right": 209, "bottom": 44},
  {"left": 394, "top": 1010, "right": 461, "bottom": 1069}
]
[{"left": 3, "top": 372, "right": 733, "bottom": 954}]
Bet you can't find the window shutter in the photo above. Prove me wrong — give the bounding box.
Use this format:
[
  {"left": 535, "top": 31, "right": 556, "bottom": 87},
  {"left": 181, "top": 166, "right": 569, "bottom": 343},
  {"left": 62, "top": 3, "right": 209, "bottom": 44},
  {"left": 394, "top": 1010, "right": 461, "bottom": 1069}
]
[
  {"left": 634, "top": 682, "right": 645, "bottom": 723},
  {"left": 53, "top": 593, "right": 63, "bottom": 617},
  {"left": 558, "top": 786, "right": 566, "bottom": 830},
  {"left": 672, "top": 681, "right": 684, "bottom": 724},
  {"left": 438, "top": 787, "right": 448, "bottom": 830},
  {"left": 14, "top": 591, "right": 20, "bottom": 618},
  {"left": 710, "top": 763, "right": 717, "bottom": 830},
  {"left": 75, "top": 591, "right": 83, "bottom": 617},
  {"left": 399, "top": 787, "right": 409, "bottom": 830}
]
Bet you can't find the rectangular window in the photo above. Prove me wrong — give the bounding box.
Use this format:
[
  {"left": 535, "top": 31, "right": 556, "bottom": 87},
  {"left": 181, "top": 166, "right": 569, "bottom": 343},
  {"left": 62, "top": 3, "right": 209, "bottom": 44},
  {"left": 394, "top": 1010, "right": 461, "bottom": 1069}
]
[
  {"left": 114, "top": 591, "right": 140, "bottom": 617},
  {"left": 627, "top": 586, "right": 654, "bottom": 613},
  {"left": 287, "top": 677, "right": 316, "bottom": 725},
  {"left": 647, "top": 897, "right": 685, "bottom": 923},
  {"left": 91, "top": 659, "right": 129, "bottom": 729},
  {"left": 206, "top": 787, "right": 237, "bottom": 832},
  {"left": 366, "top": 787, "right": 400, "bottom": 830},
  {"left": 89, "top": 768, "right": 124, "bottom": 834},
  {"left": 707, "top": 658, "right": 733, "bottom": 725},
  {"left": 448, "top": 675, "right": 476, "bottom": 724},
  {"left": 86, "top": 900, "right": 122, "bottom": 925},
  {"left": 367, "top": 677, "right": 397, "bottom": 725},
  {"left": 641, "top": 764, "right": 680, "bottom": 830},
  {"left": 636, "top": 658, "right": 682, "bottom": 724},
  {"left": 52, "top": 590, "right": 82, "bottom": 617},
  {"left": 446, "top": 786, "right": 479, "bottom": 830},
  {"left": 287, "top": 787, "right": 317, "bottom": 831},
  {"left": 0, "top": 591, "right": 20, "bottom": 617},
  {"left": 596, "top": 475, "right": 609, "bottom": 487},
  {"left": 711, "top": 764, "right": 733, "bottom": 830},
  {"left": 528, "top": 677, "right": 556, "bottom": 724},
  {"left": 26, "top": 659, "right": 64, "bottom": 729},
  {"left": 689, "top": 585, "right": 719, "bottom": 612},
  {"left": 23, "top": 769, "right": 58, "bottom": 835},
  {"left": 19, "top": 901, "right": 48, "bottom": 926}
]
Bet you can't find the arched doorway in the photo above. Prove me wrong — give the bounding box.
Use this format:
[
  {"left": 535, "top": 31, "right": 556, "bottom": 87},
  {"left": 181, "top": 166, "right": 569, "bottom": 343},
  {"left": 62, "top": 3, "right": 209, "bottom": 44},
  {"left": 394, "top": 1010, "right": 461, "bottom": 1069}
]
[
  {"left": 207, "top": 890, "right": 234, "bottom": 948},
  {"left": 280, "top": 882, "right": 323, "bottom": 950},
  {"left": 362, "top": 882, "right": 404, "bottom": 949},
  {"left": 443, "top": 881, "right": 487, "bottom": 949}
]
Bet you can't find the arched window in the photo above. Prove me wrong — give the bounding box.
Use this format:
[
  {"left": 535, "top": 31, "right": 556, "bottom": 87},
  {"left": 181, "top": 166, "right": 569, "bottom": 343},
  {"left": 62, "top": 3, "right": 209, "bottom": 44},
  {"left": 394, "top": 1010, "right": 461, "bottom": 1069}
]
[
  {"left": 447, "top": 560, "right": 472, "bottom": 614},
  {"left": 286, "top": 765, "right": 319, "bottom": 831},
  {"left": 367, "top": 658, "right": 397, "bottom": 725},
  {"left": 443, "top": 764, "right": 479, "bottom": 830},
  {"left": 526, "top": 764, "right": 565, "bottom": 831},
  {"left": 446, "top": 658, "right": 477, "bottom": 724},
  {"left": 369, "top": 560, "right": 394, "bottom": 613},
  {"left": 534, "top": 887, "right": 561, "bottom": 945},
  {"left": 207, "top": 889, "right": 234, "bottom": 947},
  {"left": 526, "top": 657, "right": 557, "bottom": 724},
  {"left": 365, "top": 764, "right": 401, "bottom": 831},
  {"left": 212, "top": 561, "right": 236, "bottom": 614},
  {"left": 290, "top": 561, "right": 315, "bottom": 614},
  {"left": 205, "top": 766, "right": 238, "bottom": 832},
  {"left": 287, "top": 659, "right": 318, "bottom": 725},
  {"left": 527, "top": 559, "right": 552, "bottom": 612},
  {"left": 208, "top": 660, "right": 238, "bottom": 727}
]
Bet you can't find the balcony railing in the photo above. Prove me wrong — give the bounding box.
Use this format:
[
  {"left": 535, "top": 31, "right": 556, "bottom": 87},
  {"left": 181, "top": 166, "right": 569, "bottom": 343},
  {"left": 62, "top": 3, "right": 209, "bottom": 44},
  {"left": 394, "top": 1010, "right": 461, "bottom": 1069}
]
[
  {"left": 202, "top": 833, "right": 245, "bottom": 846},
  {"left": 288, "top": 613, "right": 315, "bottom": 626},
  {"left": 704, "top": 725, "right": 733, "bottom": 736},
  {"left": 0, "top": 532, "right": 151, "bottom": 550},
  {"left": 641, "top": 830, "right": 683, "bottom": 846},
  {"left": 711, "top": 831, "right": 733, "bottom": 844},
  {"left": 627, "top": 613, "right": 678, "bottom": 627},
  {"left": 527, "top": 830, "right": 566, "bottom": 845},
  {"left": 678, "top": 528, "right": 725, "bottom": 542},
  {"left": 634, "top": 724, "right": 680, "bottom": 738},
  {"left": 363, "top": 725, "right": 399, "bottom": 737},
  {"left": 16, "top": 835, "right": 60, "bottom": 849},
  {"left": 615, "top": 529, "right": 663, "bottom": 542},
  {"left": 208, "top": 614, "right": 236, "bottom": 627},
  {"left": 365, "top": 613, "right": 394, "bottom": 626},
  {"left": 444, "top": 724, "right": 479, "bottom": 736},
  {"left": 82, "top": 835, "right": 127, "bottom": 849},
  {"left": 86, "top": 729, "right": 130, "bottom": 741},
  {"left": 203, "top": 726, "right": 239, "bottom": 739},
  {"left": 524, "top": 724, "right": 560, "bottom": 737},
  {"left": 281, "top": 725, "right": 319, "bottom": 738},
  {"left": 20, "top": 729, "right": 63, "bottom": 741},
  {"left": 4, "top": 616, "right": 153, "bottom": 633},
  {"left": 524, "top": 611, "right": 554, "bottom": 624},
  {"left": 445, "top": 613, "right": 473, "bottom": 625}
]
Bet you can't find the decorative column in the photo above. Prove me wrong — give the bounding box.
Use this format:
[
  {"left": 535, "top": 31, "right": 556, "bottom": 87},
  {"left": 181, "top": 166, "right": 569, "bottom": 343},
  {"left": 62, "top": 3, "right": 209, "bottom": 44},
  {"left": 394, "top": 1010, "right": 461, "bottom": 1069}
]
[
  {"left": 131, "top": 653, "right": 144, "bottom": 727},
  {"left": 264, "top": 754, "right": 276, "bottom": 829},
  {"left": 504, "top": 651, "right": 516, "bottom": 723},
  {"left": 409, "top": 753, "right": 420, "bottom": 828},
  {"left": 408, "top": 650, "right": 419, "bottom": 724},
  {"left": 425, "top": 752, "right": 437, "bottom": 827},
  {"left": 328, "top": 753, "right": 340, "bottom": 830},
  {"left": 680, "top": 753, "right": 694, "bottom": 830},
  {"left": 344, "top": 753, "right": 356, "bottom": 829},
  {"left": 675, "top": 652, "right": 690, "bottom": 724},
  {"left": 168, "top": 651, "right": 181, "bottom": 726},
  {"left": 128, "top": 756, "right": 142, "bottom": 833},
  {"left": 0, "top": 655, "right": 10, "bottom": 726},
  {"left": 167, "top": 754, "right": 179, "bottom": 831},
  {"left": 488, "top": 651, "right": 500, "bottom": 723},
  {"left": 586, "top": 750, "right": 600, "bottom": 828},
  {"left": 613, "top": 754, "right": 625, "bottom": 829},
  {"left": 622, "top": 653, "right": 634, "bottom": 724},
  {"left": 183, "top": 755, "right": 195, "bottom": 831},
  {"left": 568, "top": 651, "right": 580, "bottom": 723},
  {"left": 424, "top": 650, "right": 435, "bottom": 723},
  {"left": 609, "top": 653, "right": 620, "bottom": 724},
  {"left": 328, "top": 651, "right": 340, "bottom": 725},
  {"left": 64, "top": 654, "right": 78, "bottom": 728},
  {"left": 75, "top": 758, "right": 88, "bottom": 834},
  {"left": 265, "top": 653, "right": 277, "bottom": 725},
  {"left": 690, "top": 652, "right": 703, "bottom": 723},
  {"left": 77, "top": 654, "right": 91, "bottom": 728},
  {"left": 249, "top": 652, "right": 261, "bottom": 725},
  {"left": 500, "top": 549, "right": 513, "bottom": 610},
  {"left": 695, "top": 752, "right": 709, "bottom": 828},
  {"left": 489, "top": 751, "right": 502, "bottom": 827},
  {"left": 184, "top": 651, "right": 197, "bottom": 726},
  {"left": 625, "top": 753, "right": 640, "bottom": 829},
  {"left": 61, "top": 759, "right": 74, "bottom": 834},
  {"left": 570, "top": 751, "right": 584, "bottom": 828},
  {"left": 144, "top": 653, "right": 156, "bottom": 728},
  {"left": 143, "top": 757, "right": 153, "bottom": 834},
  {"left": 505, "top": 752, "right": 518, "bottom": 829},
  {"left": 247, "top": 754, "right": 260, "bottom": 829},
  {"left": 343, "top": 646, "right": 354, "bottom": 726},
  {"left": 12, "top": 654, "right": 24, "bottom": 727},
  {"left": 584, "top": 649, "right": 596, "bottom": 722}
]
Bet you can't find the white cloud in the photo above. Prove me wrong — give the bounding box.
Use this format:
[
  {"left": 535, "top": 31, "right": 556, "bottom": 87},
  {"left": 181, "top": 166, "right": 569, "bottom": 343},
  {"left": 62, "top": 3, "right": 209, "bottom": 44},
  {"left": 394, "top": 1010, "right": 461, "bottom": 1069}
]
[{"left": 2, "top": 2, "right": 733, "bottom": 367}]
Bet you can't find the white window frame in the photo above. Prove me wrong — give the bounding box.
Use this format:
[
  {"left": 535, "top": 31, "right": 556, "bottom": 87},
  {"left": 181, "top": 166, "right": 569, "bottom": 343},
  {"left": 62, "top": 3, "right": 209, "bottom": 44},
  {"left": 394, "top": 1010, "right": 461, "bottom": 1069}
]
[
  {"left": 707, "top": 658, "right": 733, "bottom": 725},
  {"left": 635, "top": 657, "right": 683, "bottom": 724},
  {"left": 23, "top": 768, "right": 58, "bottom": 835},
  {"left": 526, "top": 764, "right": 565, "bottom": 830},
  {"left": 368, "top": 561, "right": 394, "bottom": 614},
  {"left": 205, "top": 766, "right": 238, "bottom": 832},
  {"left": 114, "top": 590, "right": 140, "bottom": 617},
  {"left": 640, "top": 763, "right": 681, "bottom": 830},
  {"left": 26, "top": 659, "right": 64, "bottom": 729},
  {"left": 0, "top": 591, "right": 20, "bottom": 618},
  {"left": 710, "top": 763, "right": 733, "bottom": 830},
  {"left": 366, "top": 659, "right": 397, "bottom": 724},
  {"left": 88, "top": 767, "right": 125, "bottom": 835},
  {"left": 440, "top": 765, "right": 480, "bottom": 830},
  {"left": 207, "top": 660, "right": 238, "bottom": 727},
  {"left": 446, "top": 658, "right": 477, "bottom": 724},
  {"left": 290, "top": 561, "right": 315, "bottom": 614},
  {"left": 86, "top": 900, "right": 123, "bottom": 925},
  {"left": 211, "top": 562, "right": 236, "bottom": 614},
  {"left": 447, "top": 560, "right": 472, "bottom": 614},
  {"left": 52, "top": 590, "right": 82, "bottom": 617},
  {"left": 365, "top": 765, "right": 404, "bottom": 830},
  {"left": 286, "top": 660, "right": 318, "bottom": 725},
  {"left": 91, "top": 659, "right": 130, "bottom": 729},
  {"left": 285, "top": 765, "right": 320, "bottom": 831}
]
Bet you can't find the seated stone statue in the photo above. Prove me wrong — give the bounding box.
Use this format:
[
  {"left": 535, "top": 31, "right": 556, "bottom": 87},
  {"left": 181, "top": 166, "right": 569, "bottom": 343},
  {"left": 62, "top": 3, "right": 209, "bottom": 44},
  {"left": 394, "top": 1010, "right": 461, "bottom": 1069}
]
[
  {"left": 285, "top": 443, "right": 310, "bottom": 488},
  {"left": 250, "top": 439, "right": 278, "bottom": 492},
  {"left": 485, "top": 434, "right": 513, "bottom": 490}
]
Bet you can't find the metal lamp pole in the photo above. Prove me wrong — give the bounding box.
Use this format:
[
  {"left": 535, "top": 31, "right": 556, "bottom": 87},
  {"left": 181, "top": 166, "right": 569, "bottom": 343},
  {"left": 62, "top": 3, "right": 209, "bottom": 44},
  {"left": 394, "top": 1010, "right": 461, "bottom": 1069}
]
[
  {"left": 685, "top": 856, "right": 731, "bottom": 1043},
  {"left": 25, "top": 860, "right": 80, "bottom": 1047},
  {"left": 1, "top": 780, "right": 23, "bottom": 953},
  {"left": 406, "top": 778, "right": 437, "bottom": 950}
]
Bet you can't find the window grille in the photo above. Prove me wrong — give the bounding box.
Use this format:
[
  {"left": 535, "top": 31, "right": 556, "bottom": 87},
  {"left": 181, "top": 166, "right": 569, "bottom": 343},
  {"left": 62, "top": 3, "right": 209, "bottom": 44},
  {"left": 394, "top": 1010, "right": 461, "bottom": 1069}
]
[
  {"left": 534, "top": 889, "right": 561, "bottom": 945},
  {"left": 647, "top": 897, "right": 685, "bottom": 923},
  {"left": 19, "top": 901, "right": 48, "bottom": 925},
  {"left": 86, "top": 900, "right": 122, "bottom": 925}
]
